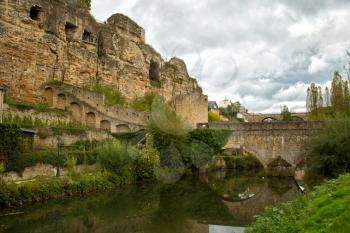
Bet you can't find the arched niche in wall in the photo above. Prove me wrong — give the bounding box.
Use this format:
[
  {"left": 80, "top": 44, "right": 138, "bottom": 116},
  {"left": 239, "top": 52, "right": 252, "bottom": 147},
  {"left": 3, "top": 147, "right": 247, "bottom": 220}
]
[
  {"left": 116, "top": 124, "right": 131, "bottom": 133},
  {"left": 65, "top": 22, "right": 78, "bottom": 41},
  {"left": 100, "top": 120, "right": 111, "bottom": 132},
  {"left": 70, "top": 102, "right": 82, "bottom": 122},
  {"left": 86, "top": 112, "right": 96, "bottom": 128},
  {"left": 57, "top": 93, "right": 66, "bottom": 109},
  {"left": 44, "top": 87, "right": 54, "bottom": 106},
  {"left": 262, "top": 117, "right": 278, "bottom": 123}
]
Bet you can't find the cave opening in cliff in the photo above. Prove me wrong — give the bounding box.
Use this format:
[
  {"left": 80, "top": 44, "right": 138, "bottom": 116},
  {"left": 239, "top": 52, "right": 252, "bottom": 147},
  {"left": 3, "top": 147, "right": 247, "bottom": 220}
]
[
  {"left": 30, "top": 6, "right": 42, "bottom": 21},
  {"left": 149, "top": 60, "right": 160, "bottom": 87},
  {"left": 65, "top": 22, "right": 78, "bottom": 39}
]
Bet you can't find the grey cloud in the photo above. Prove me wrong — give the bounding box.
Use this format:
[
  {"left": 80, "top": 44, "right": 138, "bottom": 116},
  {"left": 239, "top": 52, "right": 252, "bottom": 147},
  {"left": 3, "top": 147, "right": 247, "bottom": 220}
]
[{"left": 92, "top": 0, "right": 350, "bottom": 112}]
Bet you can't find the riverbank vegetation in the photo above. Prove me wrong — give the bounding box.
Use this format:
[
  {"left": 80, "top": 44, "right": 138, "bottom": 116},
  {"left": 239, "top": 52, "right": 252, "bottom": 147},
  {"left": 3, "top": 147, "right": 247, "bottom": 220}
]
[
  {"left": 0, "top": 96, "right": 233, "bottom": 208},
  {"left": 246, "top": 173, "right": 350, "bottom": 233}
]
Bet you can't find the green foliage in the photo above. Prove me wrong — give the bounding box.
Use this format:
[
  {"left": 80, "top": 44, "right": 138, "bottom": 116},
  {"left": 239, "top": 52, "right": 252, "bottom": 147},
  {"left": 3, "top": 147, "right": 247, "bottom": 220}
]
[
  {"left": 246, "top": 174, "right": 350, "bottom": 233},
  {"left": 6, "top": 97, "right": 50, "bottom": 112},
  {"left": 307, "top": 71, "right": 350, "bottom": 118},
  {"left": 0, "top": 172, "right": 114, "bottom": 208},
  {"left": 307, "top": 118, "right": 350, "bottom": 178},
  {"left": 281, "top": 105, "right": 292, "bottom": 121},
  {"left": 81, "top": 0, "right": 91, "bottom": 9},
  {"left": 0, "top": 124, "right": 22, "bottom": 167},
  {"left": 111, "top": 132, "right": 141, "bottom": 141},
  {"left": 146, "top": 97, "right": 230, "bottom": 174},
  {"left": 208, "top": 111, "right": 220, "bottom": 122},
  {"left": 131, "top": 92, "right": 158, "bottom": 111},
  {"left": 92, "top": 84, "right": 126, "bottom": 107},
  {"left": 188, "top": 128, "right": 232, "bottom": 153},
  {"left": 0, "top": 162, "right": 5, "bottom": 174},
  {"left": 5, "top": 147, "right": 98, "bottom": 175},
  {"left": 66, "top": 156, "right": 78, "bottom": 177},
  {"left": 4, "top": 114, "right": 85, "bottom": 133},
  {"left": 97, "top": 141, "right": 138, "bottom": 181},
  {"left": 219, "top": 101, "right": 241, "bottom": 120},
  {"left": 135, "top": 148, "right": 160, "bottom": 180}
]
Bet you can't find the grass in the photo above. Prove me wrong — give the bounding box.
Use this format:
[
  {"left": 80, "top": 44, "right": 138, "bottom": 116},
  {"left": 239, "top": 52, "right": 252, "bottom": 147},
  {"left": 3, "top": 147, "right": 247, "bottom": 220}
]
[
  {"left": 246, "top": 173, "right": 350, "bottom": 233},
  {"left": 92, "top": 83, "right": 126, "bottom": 107}
]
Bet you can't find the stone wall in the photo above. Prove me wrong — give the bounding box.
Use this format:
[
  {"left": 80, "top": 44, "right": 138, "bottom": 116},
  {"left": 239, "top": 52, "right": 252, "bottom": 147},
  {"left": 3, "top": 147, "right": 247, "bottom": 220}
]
[
  {"left": 174, "top": 93, "right": 208, "bottom": 127},
  {"left": 0, "top": 164, "right": 96, "bottom": 183},
  {"left": 0, "top": 0, "right": 205, "bottom": 107}
]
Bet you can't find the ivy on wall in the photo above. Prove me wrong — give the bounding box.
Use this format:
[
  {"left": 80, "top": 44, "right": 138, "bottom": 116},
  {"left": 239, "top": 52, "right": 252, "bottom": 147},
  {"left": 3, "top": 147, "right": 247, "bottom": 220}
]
[{"left": 0, "top": 124, "right": 22, "bottom": 164}]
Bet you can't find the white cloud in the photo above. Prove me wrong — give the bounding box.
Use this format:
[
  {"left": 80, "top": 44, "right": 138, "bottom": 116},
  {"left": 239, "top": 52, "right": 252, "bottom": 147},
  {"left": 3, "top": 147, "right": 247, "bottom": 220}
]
[{"left": 308, "top": 56, "right": 329, "bottom": 74}]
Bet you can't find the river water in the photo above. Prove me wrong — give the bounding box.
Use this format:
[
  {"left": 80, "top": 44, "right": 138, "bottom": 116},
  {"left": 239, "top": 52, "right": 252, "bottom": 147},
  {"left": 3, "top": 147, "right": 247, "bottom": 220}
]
[{"left": 0, "top": 170, "right": 299, "bottom": 233}]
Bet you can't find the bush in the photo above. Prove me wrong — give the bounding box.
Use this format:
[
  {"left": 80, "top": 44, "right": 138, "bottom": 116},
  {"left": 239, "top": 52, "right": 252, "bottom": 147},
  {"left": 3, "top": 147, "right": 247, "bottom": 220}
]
[
  {"left": 131, "top": 92, "right": 158, "bottom": 111},
  {"left": 97, "top": 141, "right": 138, "bottom": 181},
  {"left": 135, "top": 148, "right": 160, "bottom": 180},
  {"left": 5, "top": 148, "right": 98, "bottom": 175},
  {"left": 92, "top": 84, "right": 126, "bottom": 107},
  {"left": 0, "top": 162, "right": 5, "bottom": 174},
  {"left": 0, "top": 124, "right": 22, "bottom": 167},
  {"left": 0, "top": 172, "right": 114, "bottom": 208},
  {"left": 208, "top": 111, "right": 220, "bottom": 122},
  {"left": 188, "top": 128, "right": 232, "bottom": 153},
  {"left": 307, "top": 118, "right": 350, "bottom": 177}
]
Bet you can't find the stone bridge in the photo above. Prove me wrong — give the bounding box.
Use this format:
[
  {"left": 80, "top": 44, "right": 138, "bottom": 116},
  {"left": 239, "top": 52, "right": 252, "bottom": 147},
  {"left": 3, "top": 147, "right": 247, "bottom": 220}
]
[
  {"left": 198, "top": 122, "right": 324, "bottom": 176},
  {"left": 242, "top": 112, "right": 309, "bottom": 122}
]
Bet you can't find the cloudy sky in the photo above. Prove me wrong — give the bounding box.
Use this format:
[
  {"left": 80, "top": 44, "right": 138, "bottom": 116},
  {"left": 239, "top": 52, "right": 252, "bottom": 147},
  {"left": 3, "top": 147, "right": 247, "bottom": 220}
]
[{"left": 91, "top": 0, "right": 350, "bottom": 113}]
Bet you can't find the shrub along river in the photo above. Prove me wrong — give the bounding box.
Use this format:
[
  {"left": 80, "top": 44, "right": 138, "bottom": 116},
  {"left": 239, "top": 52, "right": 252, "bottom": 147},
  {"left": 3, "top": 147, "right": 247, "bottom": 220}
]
[{"left": 0, "top": 170, "right": 299, "bottom": 233}]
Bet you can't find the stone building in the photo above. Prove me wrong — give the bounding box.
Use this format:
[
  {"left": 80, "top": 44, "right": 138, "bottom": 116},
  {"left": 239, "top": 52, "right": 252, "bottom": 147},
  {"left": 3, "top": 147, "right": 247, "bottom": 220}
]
[{"left": 0, "top": 0, "right": 208, "bottom": 129}]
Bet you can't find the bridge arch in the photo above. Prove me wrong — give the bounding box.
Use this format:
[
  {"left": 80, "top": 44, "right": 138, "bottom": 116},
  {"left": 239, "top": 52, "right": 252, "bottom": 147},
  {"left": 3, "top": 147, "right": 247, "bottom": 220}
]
[
  {"left": 291, "top": 116, "right": 304, "bottom": 121},
  {"left": 262, "top": 117, "right": 278, "bottom": 122}
]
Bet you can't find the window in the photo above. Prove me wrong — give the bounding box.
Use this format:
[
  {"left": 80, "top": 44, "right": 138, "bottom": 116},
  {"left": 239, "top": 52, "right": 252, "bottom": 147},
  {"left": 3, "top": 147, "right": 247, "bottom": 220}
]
[
  {"left": 30, "top": 6, "right": 42, "bottom": 21},
  {"left": 82, "top": 30, "right": 96, "bottom": 44}
]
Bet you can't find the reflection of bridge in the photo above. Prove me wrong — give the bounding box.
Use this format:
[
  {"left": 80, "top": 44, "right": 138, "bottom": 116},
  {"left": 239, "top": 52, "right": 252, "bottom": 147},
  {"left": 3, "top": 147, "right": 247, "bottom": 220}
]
[
  {"left": 199, "top": 121, "right": 324, "bottom": 176},
  {"left": 199, "top": 173, "right": 298, "bottom": 228},
  {"left": 242, "top": 112, "right": 309, "bottom": 122}
]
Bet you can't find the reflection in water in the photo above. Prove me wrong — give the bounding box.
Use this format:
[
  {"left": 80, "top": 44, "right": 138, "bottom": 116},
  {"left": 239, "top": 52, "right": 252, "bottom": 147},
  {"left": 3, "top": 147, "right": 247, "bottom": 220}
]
[{"left": 0, "top": 170, "right": 299, "bottom": 233}]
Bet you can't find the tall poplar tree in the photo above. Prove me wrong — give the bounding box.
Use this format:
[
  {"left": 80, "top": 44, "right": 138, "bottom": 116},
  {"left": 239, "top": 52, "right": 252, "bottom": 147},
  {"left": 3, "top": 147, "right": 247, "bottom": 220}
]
[{"left": 331, "top": 71, "right": 345, "bottom": 113}]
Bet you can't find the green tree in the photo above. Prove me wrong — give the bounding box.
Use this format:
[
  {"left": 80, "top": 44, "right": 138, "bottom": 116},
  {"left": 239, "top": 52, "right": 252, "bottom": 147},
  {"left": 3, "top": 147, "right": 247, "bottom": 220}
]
[
  {"left": 208, "top": 111, "right": 220, "bottom": 122},
  {"left": 307, "top": 118, "right": 350, "bottom": 177},
  {"left": 331, "top": 71, "right": 345, "bottom": 113},
  {"left": 281, "top": 105, "right": 292, "bottom": 121},
  {"left": 81, "top": 0, "right": 91, "bottom": 9}
]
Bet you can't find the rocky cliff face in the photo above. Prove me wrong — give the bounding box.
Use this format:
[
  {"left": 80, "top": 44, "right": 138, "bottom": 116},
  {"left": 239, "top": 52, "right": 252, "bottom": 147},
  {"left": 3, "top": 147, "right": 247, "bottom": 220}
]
[{"left": 0, "top": 0, "right": 203, "bottom": 103}]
